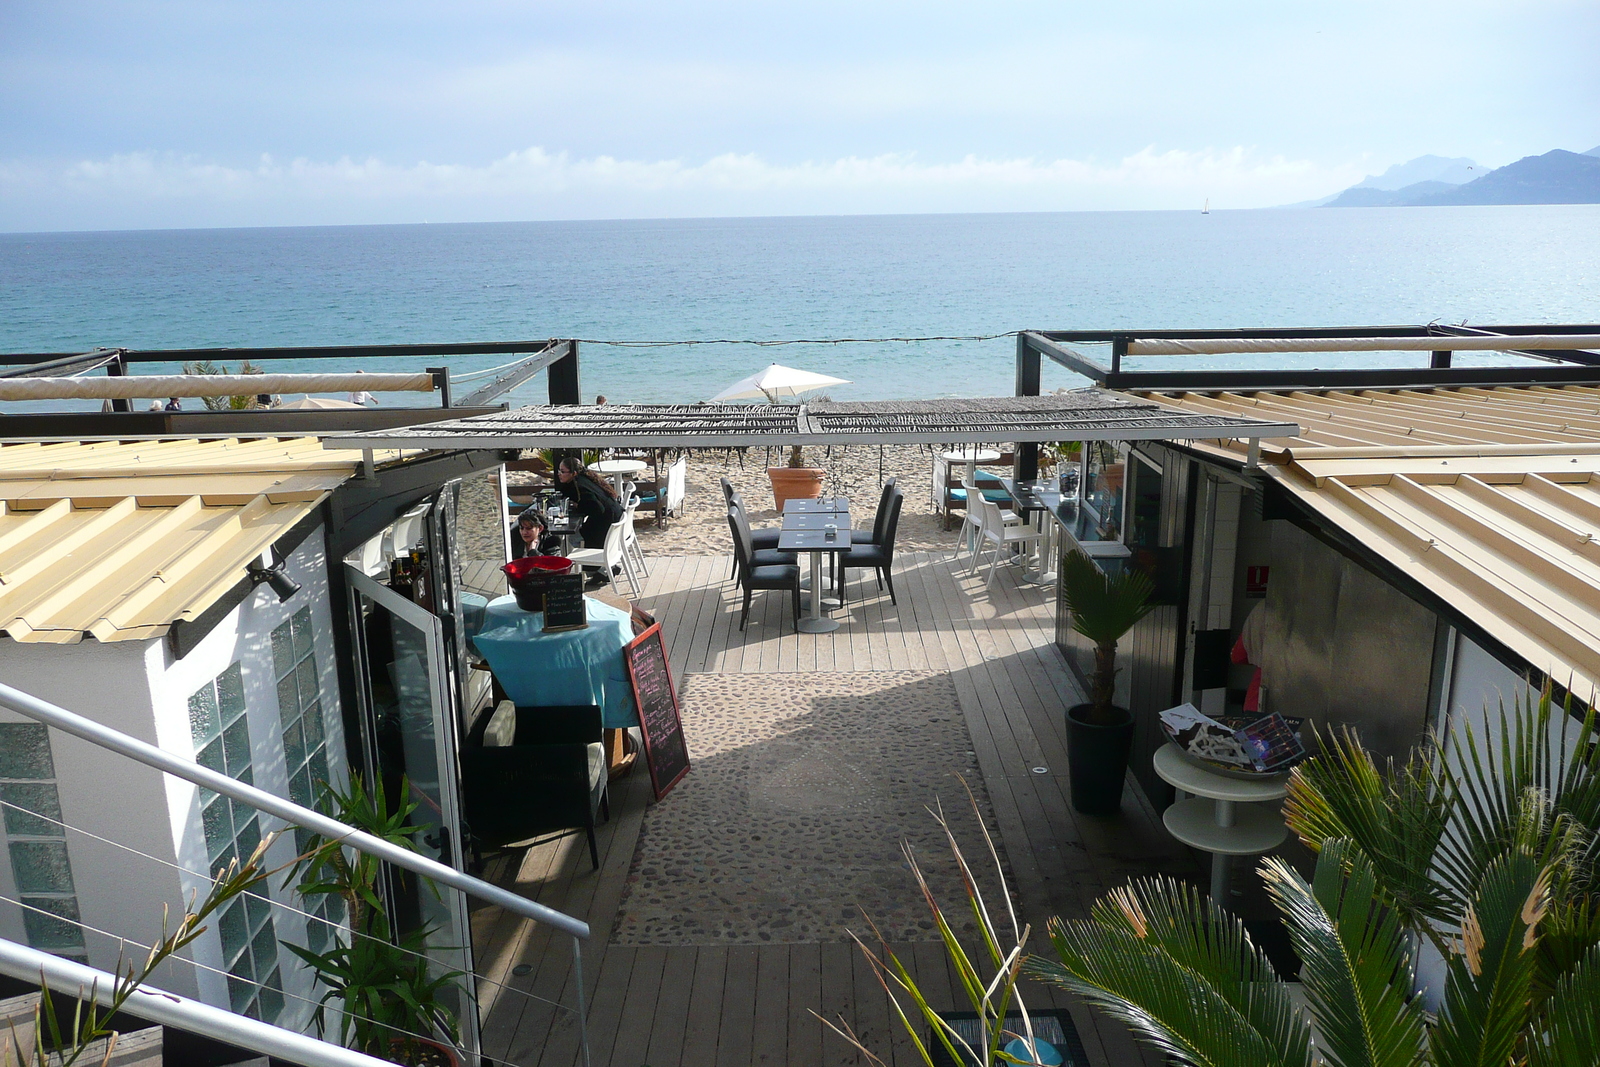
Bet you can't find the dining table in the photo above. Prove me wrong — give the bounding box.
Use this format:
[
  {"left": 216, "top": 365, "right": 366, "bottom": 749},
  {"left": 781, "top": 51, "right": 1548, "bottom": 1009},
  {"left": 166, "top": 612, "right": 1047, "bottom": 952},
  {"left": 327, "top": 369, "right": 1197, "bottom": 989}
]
[
  {"left": 778, "top": 497, "right": 852, "bottom": 633},
  {"left": 470, "top": 594, "right": 640, "bottom": 728}
]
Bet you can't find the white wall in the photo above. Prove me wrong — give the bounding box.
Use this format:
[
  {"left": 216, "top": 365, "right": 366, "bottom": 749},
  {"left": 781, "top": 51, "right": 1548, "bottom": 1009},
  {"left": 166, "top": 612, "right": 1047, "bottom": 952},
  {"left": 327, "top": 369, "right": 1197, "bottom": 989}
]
[
  {"left": 0, "top": 635, "right": 196, "bottom": 995},
  {"left": 155, "top": 527, "right": 347, "bottom": 1028}
]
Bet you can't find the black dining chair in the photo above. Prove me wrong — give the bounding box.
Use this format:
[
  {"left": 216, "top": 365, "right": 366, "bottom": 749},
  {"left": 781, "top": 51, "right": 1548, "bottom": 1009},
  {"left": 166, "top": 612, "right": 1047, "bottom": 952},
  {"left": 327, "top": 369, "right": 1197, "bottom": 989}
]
[
  {"left": 461, "top": 702, "right": 610, "bottom": 871},
  {"left": 852, "top": 476, "right": 898, "bottom": 545},
  {"left": 730, "top": 502, "right": 798, "bottom": 575},
  {"left": 838, "top": 487, "right": 903, "bottom": 606},
  {"left": 728, "top": 507, "right": 801, "bottom": 631},
  {"left": 721, "top": 477, "right": 783, "bottom": 579}
]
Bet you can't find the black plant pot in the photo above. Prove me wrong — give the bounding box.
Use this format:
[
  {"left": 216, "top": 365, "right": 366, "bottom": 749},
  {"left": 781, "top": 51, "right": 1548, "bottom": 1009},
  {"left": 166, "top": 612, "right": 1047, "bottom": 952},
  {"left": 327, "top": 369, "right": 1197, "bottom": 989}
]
[{"left": 1066, "top": 703, "right": 1135, "bottom": 815}]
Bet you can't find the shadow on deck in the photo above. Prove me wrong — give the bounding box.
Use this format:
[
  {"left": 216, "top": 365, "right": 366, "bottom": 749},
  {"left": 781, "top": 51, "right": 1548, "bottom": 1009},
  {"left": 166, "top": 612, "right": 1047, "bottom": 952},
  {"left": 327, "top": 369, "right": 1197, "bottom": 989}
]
[{"left": 465, "top": 551, "right": 1197, "bottom": 1067}]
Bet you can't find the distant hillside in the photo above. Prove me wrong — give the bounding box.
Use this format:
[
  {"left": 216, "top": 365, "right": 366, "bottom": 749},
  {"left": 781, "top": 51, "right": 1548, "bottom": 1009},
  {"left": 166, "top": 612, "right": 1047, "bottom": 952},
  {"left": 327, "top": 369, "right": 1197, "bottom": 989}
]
[
  {"left": 1323, "top": 180, "right": 1458, "bottom": 208},
  {"left": 1350, "top": 155, "right": 1479, "bottom": 191},
  {"left": 1413, "top": 150, "right": 1600, "bottom": 205}
]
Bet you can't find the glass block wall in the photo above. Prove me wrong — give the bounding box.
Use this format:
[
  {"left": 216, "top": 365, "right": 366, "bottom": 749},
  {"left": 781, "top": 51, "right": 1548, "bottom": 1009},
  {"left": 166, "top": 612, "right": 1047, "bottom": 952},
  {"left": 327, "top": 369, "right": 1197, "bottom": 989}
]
[
  {"left": 0, "top": 723, "right": 86, "bottom": 963},
  {"left": 271, "top": 606, "right": 343, "bottom": 952},
  {"left": 188, "top": 664, "right": 285, "bottom": 1022}
]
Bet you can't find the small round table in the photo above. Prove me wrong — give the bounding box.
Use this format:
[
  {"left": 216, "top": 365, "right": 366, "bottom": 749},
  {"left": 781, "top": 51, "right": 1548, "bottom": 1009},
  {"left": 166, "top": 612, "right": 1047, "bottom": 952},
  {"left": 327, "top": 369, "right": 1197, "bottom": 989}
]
[
  {"left": 939, "top": 447, "right": 1001, "bottom": 485},
  {"left": 592, "top": 458, "right": 648, "bottom": 497},
  {"left": 1152, "top": 743, "right": 1288, "bottom": 900}
]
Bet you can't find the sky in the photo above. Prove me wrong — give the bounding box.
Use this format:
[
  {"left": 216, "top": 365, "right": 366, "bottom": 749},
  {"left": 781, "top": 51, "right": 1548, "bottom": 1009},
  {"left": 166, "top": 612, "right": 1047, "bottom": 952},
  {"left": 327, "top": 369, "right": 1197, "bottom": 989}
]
[{"left": 2, "top": 0, "right": 1596, "bottom": 232}]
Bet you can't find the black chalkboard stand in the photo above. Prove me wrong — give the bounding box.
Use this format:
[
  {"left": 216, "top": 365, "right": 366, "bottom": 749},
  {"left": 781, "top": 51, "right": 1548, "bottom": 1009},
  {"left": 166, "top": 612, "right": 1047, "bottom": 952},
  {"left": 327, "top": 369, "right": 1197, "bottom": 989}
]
[
  {"left": 624, "top": 622, "right": 691, "bottom": 801},
  {"left": 541, "top": 573, "right": 589, "bottom": 633}
]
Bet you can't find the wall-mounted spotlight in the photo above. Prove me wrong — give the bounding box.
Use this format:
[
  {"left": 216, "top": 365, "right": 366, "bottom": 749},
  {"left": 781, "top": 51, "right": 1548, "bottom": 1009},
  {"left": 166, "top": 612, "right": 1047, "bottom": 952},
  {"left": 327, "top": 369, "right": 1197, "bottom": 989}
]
[{"left": 248, "top": 559, "right": 301, "bottom": 603}]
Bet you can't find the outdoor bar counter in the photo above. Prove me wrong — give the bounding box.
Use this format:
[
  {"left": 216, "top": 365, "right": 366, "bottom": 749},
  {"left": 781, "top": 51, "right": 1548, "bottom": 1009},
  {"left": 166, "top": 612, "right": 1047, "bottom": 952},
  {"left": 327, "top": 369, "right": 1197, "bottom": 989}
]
[{"left": 1008, "top": 478, "right": 1131, "bottom": 575}]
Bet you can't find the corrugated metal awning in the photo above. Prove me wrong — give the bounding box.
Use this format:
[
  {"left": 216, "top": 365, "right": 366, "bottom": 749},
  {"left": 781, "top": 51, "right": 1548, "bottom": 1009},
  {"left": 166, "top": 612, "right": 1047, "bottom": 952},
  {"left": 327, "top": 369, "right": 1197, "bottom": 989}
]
[
  {"left": 1132, "top": 383, "right": 1600, "bottom": 692},
  {"left": 323, "top": 390, "right": 1298, "bottom": 450},
  {"left": 0, "top": 438, "right": 409, "bottom": 643}
]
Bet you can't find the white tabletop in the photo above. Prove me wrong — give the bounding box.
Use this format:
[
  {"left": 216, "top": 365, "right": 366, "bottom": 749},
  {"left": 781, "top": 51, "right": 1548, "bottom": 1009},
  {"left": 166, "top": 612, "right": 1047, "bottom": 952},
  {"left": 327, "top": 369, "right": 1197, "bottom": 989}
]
[
  {"left": 592, "top": 459, "right": 648, "bottom": 475},
  {"left": 939, "top": 448, "right": 1000, "bottom": 464},
  {"left": 1152, "top": 743, "right": 1288, "bottom": 802}
]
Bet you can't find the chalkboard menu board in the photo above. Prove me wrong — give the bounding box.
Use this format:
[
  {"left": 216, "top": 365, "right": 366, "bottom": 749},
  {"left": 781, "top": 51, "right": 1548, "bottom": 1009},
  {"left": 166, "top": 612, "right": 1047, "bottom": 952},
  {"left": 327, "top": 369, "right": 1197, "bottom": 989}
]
[
  {"left": 624, "top": 623, "right": 690, "bottom": 800},
  {"left": 541, "top": 574, "right": 588, "bottom": 632}
]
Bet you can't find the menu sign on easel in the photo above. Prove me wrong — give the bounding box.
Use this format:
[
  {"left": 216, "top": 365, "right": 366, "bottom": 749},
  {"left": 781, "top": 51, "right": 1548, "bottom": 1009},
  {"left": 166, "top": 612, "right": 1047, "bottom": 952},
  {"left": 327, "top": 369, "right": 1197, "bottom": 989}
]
[
  {"left": 623, "top": 623, "right": 690, "bottom": 800},
  {"left": 541, "top": 574, "right": 588, "bottom": 632}
]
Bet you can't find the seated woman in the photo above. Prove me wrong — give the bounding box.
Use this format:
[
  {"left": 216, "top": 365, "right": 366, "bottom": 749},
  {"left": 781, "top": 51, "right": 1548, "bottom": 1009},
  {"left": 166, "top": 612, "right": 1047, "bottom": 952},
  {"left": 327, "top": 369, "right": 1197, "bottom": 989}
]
[
  {"left": 556, "top": 458, "right": 625, "bottom": 585},
  {"left": 509, "top": 507, "right": 563, "bottom": 560}
]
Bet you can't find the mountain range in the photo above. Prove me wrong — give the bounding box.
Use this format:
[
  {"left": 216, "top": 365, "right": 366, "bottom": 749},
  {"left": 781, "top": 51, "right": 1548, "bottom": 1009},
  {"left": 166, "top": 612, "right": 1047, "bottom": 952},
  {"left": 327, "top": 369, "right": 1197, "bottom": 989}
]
[{"left": 1317, "top": 146, "right": 1600, "bottom": 207}]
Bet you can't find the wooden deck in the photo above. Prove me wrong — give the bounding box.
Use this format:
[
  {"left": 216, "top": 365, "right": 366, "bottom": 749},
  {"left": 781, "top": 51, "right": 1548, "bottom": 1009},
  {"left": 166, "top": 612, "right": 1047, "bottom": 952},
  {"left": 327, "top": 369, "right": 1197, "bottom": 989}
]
[{"left": 466, "top": 551, "right": 1194, "bottom": 1067}]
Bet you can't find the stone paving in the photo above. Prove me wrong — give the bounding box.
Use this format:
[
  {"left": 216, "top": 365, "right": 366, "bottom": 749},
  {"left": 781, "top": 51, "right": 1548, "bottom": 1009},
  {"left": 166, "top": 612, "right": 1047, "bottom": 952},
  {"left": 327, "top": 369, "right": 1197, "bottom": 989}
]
[{"left": 609, "top": 669, "right": 1014, "bottom": 946}]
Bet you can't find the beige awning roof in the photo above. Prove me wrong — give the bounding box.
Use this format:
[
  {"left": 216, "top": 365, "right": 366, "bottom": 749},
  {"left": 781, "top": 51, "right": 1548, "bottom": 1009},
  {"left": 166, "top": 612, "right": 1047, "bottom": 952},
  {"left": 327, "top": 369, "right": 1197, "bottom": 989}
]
[
  {"left": 1133, "top": 383, "right": 1600, "bottom": 694},
  {"left": 0, "top": 438, "right": 409, "bottom": 644}
]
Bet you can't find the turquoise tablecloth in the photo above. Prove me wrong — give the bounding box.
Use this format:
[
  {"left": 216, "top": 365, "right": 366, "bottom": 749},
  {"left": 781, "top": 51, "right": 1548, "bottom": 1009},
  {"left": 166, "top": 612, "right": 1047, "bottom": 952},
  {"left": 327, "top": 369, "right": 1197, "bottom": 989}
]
[{"left": 471, "top": 595, "right": 640, "bottom": 728}]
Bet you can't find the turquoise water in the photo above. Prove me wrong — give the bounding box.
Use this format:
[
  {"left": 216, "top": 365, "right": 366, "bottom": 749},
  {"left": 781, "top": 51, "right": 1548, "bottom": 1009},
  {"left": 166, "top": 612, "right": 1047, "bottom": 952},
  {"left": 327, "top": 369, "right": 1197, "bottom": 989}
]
[{"left": 3, "top": 206, "right": 1598, "bottom": 407}]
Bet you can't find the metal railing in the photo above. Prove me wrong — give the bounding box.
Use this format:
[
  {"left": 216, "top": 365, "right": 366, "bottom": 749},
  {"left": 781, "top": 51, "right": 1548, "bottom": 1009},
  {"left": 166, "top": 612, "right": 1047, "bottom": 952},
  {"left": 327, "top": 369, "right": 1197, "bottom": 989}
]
[
  {"left": 0, "top": 681, "right": 592, "bottom": 1067},
  {"left": 0, "top": 938, "right": 398, "bottom": 1067}
]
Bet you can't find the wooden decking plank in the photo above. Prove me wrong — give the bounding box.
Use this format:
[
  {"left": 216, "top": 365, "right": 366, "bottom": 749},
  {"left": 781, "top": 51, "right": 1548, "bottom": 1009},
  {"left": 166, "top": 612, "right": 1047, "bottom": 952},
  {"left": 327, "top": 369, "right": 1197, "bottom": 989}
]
[
  {"left": 817, "top": 941, "right": 861, "bottom": 1066},
  {"left": 752, "top": 945, "right": 791, "bottom": 1065},
  {"left": 785, "top": 942, "right": 824, "bottom": 1067},
  {"left": 677, "top": 946, "right": 729, "bottom": 1067},
  {"left": 715, "top": 945, "right": 760, "bottom": 1067},
  {"left": 606, "top": 945, "right": 669, "bottom": 1067},
  {"left": 642, "top": 947, "right": 698, "bottom": 1066}
]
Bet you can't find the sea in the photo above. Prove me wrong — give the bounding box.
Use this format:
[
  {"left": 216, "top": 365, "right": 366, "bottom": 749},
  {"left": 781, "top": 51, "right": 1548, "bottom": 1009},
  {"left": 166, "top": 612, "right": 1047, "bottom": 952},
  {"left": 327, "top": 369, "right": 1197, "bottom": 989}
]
[{"left": 2, "top": 205, "right": 1598, "bottom": 409}]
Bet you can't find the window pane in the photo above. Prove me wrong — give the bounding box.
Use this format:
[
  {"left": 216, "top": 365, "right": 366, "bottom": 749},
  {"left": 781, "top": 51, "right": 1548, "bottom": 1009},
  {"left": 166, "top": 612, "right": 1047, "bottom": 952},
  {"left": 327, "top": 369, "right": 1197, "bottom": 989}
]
[
  {"left": 291, "top": 607, "right": 313, "bottom": 659},
  {"left": 283, "top": 720, "right": 306, "bottom": 772},
  {"left": 197, "top": 739, "right": 225, "bottom": 774},
  {"left": 270, "top": 621, "right": 294, "bottom": 676},
  {"left": 221, "top": 718, "right": 251, "bottom": 777},
  {"left": 245, "top": 890, "right": 270, "bottom": 931},
  {"left": 234, "top": 814, "right": 261, "bottom": 860},
  {"left": 257, "top": 968, "right": 284, "bottom": 1023},
  {"left": 303, "top": 703, "right": 325, "bottom": 747},
  {"left": 218, "top": 899, "right": 248, "bottom": 963},
  {"left": 187, "top": 686, "right": 220, "bottom": 747},
  {"left": 226, "top": 971, "right": 255, "bottom": 1014},
  {"left": 276, "top": 675, "right": 300, "bottom": 722},
  {"left": 295, "top": 658, "right": 317, "bottom": 709},
  {"left": 21, "top": 896, "right": 84, "bottom": 949},
  {"left": 202, "top": 796, "right": 232, "bottom": 858},
  {"left": 216, "top": 664, "right": 246, "bottom": 720},
  {"left": 1, "top": 782, "right": 62, "bottom": 837},
  {"left": 0, "top": 724, "right": 54, "bottom": 779},
  {"left": 288, "top": 766, "right": 311, "bottom": 808},
  {"left": 9, "top": 841, "right": 75, "bottom": 893},
  {"left": 250, "top": 919, "right": 278, "bottom": 974}
]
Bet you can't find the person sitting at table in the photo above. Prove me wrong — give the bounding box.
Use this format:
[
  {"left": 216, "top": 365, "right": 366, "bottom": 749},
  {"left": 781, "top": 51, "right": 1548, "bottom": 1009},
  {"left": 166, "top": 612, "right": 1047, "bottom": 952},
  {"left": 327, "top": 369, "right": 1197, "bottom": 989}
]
[
  {"left": 556, "top": 457, "right": 624, "bottom": 585},
  {"left": 509, "top": 507, "right": 563, "bottom": 560}
]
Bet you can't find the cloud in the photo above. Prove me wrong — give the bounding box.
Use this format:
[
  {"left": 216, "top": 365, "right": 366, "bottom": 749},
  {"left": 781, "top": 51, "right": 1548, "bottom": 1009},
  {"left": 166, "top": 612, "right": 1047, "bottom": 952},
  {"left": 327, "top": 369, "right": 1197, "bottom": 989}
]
[{"left": 1, "top": 145, "right": 1367, "bottom": 231}]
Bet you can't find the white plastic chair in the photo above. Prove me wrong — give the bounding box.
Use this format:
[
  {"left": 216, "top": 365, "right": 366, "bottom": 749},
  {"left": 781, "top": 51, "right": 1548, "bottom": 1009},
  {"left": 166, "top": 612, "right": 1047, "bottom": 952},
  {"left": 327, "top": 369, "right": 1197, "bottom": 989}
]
[
  {"left": 663, "top": 456, "right": 687, "bottom": 520},
  {"left": 970, "top": 496, "right": 1042, "bottom": 588},
  {"left": 619, "top": 497, "right": 650, "bottom": 579},
  {"left": 566, "top": 519, "right": 639, "bottom": 597}
]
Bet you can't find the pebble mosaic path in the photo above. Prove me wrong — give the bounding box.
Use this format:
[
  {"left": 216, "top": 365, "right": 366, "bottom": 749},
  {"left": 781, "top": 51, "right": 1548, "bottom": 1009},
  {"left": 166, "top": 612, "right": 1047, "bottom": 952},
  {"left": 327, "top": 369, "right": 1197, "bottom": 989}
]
[{"left": 610, "top": 669, "right": 1013, "bottom": 946}]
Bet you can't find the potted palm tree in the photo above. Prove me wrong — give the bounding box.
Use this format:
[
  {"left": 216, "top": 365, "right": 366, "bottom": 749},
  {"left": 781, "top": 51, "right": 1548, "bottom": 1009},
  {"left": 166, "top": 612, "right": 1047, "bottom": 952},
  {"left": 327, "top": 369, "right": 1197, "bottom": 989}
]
[
  {"left": 1059, "top": 551, "right": 1154, "bottom": 815},
  {"left": 1027, "top": 687, "right": 1600, "bottom": 1067},
  {"left": 767, "top": 443, "right": 826, "bottom": 511}
]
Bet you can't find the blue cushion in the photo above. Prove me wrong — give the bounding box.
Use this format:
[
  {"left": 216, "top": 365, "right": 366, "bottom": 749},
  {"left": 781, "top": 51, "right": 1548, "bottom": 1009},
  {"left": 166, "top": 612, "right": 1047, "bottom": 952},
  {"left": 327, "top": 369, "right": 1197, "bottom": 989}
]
[
  {"left": 982, "top": 489, "right": 1013, "bottom": 502},
  {"left": 947, "top": 487, "right": 967, "bottom": 502}
]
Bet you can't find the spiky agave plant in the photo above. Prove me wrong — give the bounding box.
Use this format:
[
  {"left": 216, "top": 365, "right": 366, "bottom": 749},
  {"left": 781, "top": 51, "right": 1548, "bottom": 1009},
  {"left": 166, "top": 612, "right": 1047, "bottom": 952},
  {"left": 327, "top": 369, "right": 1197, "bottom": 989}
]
[{"left": 815, "top": 781, "right": 1050, "bottom": 1066}]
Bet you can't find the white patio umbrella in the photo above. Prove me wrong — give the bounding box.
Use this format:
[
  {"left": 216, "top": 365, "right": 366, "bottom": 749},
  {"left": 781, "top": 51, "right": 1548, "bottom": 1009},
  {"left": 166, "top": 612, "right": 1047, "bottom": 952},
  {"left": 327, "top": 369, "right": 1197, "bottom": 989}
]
[{"left": 707, "top": 363, "right": 851, "bottom": 404}]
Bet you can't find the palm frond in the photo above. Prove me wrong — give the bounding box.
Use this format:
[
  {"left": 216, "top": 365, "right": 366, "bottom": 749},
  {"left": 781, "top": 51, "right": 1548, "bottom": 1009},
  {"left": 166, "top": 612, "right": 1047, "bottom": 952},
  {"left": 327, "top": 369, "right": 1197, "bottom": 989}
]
[
  {"left": 1430, "top": 849, "right": 1549, "bottom": 1067},
  {"left": 1527, "top": 944, "right": 1600, "bottom": 1067},
  {"left": 1261, "top": 841, "right": 1427, "bottom": 1067},
  {"left": 1027, "top": 878, "right": 1310, "bottom": 1067},
  {"left": 1283, "top": 727, "right": 1457, "bottom": 941},
  {"left": 1059, "top": 551, "right": 1155, "bottom": 646},
  {"left": 1436, "top": 686, "right": 1600, "bottom": 913}
]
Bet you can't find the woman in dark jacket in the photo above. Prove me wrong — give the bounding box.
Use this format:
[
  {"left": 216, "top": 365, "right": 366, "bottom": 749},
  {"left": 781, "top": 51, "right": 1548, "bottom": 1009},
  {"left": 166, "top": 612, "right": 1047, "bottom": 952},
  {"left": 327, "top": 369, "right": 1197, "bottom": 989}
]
[
  {"left": 509, "top": 507, "right": 563, "bottom": 560},
  {"left": 556, "top": 458, "right": 624, "bottom": 582}
]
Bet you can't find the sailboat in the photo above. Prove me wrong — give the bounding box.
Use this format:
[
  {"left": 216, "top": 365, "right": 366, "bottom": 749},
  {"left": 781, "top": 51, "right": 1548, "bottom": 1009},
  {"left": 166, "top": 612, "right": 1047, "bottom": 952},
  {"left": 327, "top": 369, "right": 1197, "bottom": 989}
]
[{"left": 1202, "top": 199, "right": 1210, "bottom": 214}]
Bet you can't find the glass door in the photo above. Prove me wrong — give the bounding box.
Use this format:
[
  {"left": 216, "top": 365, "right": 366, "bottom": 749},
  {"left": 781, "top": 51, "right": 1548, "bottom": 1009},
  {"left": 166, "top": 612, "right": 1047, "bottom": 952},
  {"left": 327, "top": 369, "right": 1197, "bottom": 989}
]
[{"left": 344, "top": 563, "right": 480, "bottom": 1057}]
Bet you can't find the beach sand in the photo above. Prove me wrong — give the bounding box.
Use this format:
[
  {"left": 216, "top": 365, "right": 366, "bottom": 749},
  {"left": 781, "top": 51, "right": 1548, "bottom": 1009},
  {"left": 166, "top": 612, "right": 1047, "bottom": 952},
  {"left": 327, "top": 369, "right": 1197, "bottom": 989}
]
[{"left": 455, "top": 444, "right": 974, "bottom": 565}]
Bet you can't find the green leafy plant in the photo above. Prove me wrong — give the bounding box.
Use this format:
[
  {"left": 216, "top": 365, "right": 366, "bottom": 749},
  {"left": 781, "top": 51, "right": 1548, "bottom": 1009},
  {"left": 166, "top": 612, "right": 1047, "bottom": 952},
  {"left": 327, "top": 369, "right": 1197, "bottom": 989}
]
[
  {"left": 282, "top": 776, "right": 463, "bottom": 1064},
  {"left": 7, "top": 839, "right": 274, "bottom": 1067},
  {"left": 1026, "top": 685, "right": 1600, "bottom": 1067},
  {"left": 182, "top": 358, "right": 265, "bottom": 410},
  {"left": 816, "top": 784, "right": 1049, "bottom": 1066},
  {"left": 1058, "top": 551, "right": 1154, "bottom": 724}
]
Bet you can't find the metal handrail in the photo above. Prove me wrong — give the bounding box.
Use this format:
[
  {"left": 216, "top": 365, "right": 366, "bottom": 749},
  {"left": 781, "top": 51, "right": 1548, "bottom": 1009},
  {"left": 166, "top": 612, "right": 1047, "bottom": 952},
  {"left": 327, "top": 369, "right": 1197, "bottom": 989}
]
[
  {"left": 0, "top": 681, "right": 592, "bottom": 1065},
  {"left": 0, "top": 937, "right": 395, "bottom": 1067}
]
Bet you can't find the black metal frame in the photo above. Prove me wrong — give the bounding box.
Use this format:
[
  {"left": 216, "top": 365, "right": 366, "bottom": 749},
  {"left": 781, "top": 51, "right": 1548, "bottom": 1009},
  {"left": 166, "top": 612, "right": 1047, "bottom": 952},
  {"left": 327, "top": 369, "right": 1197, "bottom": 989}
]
[{"left": 0, "top": 338, "right": 584, "bottom": 413}]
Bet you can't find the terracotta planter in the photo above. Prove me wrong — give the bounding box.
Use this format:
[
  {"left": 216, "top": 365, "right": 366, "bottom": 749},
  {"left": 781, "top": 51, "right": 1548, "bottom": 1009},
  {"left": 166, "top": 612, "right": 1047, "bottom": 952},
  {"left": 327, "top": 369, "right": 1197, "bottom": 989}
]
[
  {"left": 767, "top": 466, "right": 826, "bottom": 512},
  {"left": 1066, "top": 703, "right": 1134, "bottom": 815}
]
